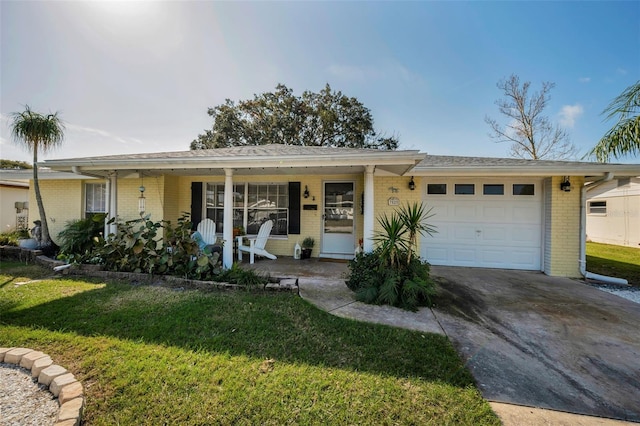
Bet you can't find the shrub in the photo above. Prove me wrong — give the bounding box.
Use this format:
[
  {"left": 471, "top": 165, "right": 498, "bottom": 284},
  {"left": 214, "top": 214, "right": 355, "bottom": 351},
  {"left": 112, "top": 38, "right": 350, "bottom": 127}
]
[
  {"left": 89, "top": 213, "right": 223, "bottom": 280},
  {"left": 0, "top": 229, "right": 29, "bottom": 246},
  {"left": 57, "top": 214, "right": 106, "bottom": 261},
  {"left": 346, "top": 202, "right": 437, "bottom": 311},
  {"left": 218, "top": 263, "right": 269, "bottom": 287}
]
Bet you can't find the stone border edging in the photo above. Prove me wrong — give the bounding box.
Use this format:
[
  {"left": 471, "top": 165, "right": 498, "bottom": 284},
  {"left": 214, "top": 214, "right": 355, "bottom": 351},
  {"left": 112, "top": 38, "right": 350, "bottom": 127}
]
[
  {"left": 0, "top": 347, "right": 84, "bottom": 426},
  {"left": 1, "top": 246, "right": 299, "bottom": 294}
]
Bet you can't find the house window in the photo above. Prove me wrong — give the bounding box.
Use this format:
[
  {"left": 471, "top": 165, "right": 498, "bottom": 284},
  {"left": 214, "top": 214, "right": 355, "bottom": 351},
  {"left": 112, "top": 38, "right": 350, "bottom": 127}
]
[
  {"left": 427, "top": 184, "right": 447, "bottom": 195},
  {"left": 85, "top": 183, "right": 106, "bottom": 218},
  {"left": 483, "top": 184, "right": 504, "bottom": 195},
  {"left": 588, "top": 201, "right": 607, "bottom": 214},
  {"left": 206, "top": 182, "right": 289, "bottom": 236},
  {"left": 513, "top": 184, "right": 535, "bottom": 196},
  {"left": 455, "top": 184, "right": 475, "bottom": 195}
]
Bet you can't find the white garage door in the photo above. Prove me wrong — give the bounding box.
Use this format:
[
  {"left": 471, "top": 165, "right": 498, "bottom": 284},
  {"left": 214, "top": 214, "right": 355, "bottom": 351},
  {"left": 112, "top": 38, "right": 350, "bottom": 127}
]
[{"left": 421, "top": 179, "right": 543, "bottom": 270}]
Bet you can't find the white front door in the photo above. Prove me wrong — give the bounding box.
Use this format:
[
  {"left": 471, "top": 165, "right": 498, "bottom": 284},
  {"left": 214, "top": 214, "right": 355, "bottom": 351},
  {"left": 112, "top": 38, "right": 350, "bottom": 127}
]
[{"left": 322, "top": 182, "right": 355, "bottom": 257}]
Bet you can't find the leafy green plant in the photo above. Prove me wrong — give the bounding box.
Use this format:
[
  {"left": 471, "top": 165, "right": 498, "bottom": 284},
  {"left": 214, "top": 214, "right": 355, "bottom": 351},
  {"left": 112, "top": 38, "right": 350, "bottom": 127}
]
[
  {"left": 163, "top": 213, "right": 222, "bottom": 280},
  {"left": 0, "top": 229, "right": 29, "bottom": 246},
  {"left": 348, "top": 202, "right": 437, "bottom": 311},
  {"left": 218, "top": 262, "right": 269, "bottom": 287},
  {"left": 57, "top": 214, "right": 106, "bottom": 261},
  {"left": 302, "top": 236, "right": 315, "bottom": 249},
  {"left": 89, "top": 213, "right": 223, "bottom": 280}
]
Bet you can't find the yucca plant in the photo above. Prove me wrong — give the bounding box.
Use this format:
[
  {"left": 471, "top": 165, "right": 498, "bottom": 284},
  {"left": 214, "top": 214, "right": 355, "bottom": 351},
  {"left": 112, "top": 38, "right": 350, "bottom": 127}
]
[
  {"left": 348, "top": 202, "right": 438, "bottom": 311},
  {"left": 397, "top": 202, "right": 437, "bottom": 264}
]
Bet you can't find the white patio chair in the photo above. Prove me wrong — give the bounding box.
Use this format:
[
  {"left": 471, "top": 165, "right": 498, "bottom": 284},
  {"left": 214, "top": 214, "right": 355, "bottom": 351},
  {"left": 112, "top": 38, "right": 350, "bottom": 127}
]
[
  {"left": 196, "top": 218, "right": 217, "bottom": 245},
  {"left": 237, "top": 220, "right": 277, "bottom": 264}
]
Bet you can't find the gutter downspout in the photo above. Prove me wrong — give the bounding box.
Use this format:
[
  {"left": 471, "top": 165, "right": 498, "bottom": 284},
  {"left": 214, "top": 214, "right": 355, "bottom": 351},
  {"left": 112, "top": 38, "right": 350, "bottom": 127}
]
[{"left": 580, "top": 172, "right": 629, "bottom": 285}]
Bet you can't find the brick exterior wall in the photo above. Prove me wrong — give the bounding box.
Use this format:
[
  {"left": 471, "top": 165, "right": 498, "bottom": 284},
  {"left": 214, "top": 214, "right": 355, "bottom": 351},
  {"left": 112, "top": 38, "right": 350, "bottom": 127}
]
[
  {"left": 29, "top": 180, "right": 83, "bottom": 241},
  {"left": 543, "top": 176, "right": 584, "bottom": 277}
]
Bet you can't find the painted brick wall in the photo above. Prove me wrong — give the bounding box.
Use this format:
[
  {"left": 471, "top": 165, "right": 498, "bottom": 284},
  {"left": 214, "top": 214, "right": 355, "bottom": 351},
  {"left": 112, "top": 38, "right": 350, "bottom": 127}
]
[
  {"left": 117, "top": 176, "right": 164, "bottom": 223},
  {"left": 162, "top": 175, "right": 181, "bottom": 225},
  {"left": 29, "top": 180, "right": 83, "bottom": 242},
  {"left": 544, "top": 176, "right": 584, "bottom": 277}
]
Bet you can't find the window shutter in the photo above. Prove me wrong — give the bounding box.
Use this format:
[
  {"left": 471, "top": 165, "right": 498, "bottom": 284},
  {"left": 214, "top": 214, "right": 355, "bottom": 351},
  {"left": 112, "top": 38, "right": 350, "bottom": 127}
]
[
  {"left": 191, "top": 182, "right": 203, "bottom": 230},
  {"left": 288, "top": 182, "right": 301, "bottom": 234}
]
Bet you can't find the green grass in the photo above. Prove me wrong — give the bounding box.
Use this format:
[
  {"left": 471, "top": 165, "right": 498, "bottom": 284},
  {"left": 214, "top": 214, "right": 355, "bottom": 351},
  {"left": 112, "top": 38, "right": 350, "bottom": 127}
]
[
  {"left": 586, "top": 242, "right": 640, "bottom": 287},
  {"left": 0, "top": 261, "right": 498, "bottom": 425}
]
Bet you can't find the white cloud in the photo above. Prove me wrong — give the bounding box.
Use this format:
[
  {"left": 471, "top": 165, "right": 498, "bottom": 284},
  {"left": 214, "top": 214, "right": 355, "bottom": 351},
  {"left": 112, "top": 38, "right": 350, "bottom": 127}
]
[
  {"left": 66, "top": 123, "right": 143, "bottom": 146},
  {"left": 579, "top": 77, "right": 591, "bottom": 83},
  {"left": 616, "top": 68, "right": 628, "bottom": 75},
  {"left": 559, "top": 104, "right": 584, "bottom": 128}
]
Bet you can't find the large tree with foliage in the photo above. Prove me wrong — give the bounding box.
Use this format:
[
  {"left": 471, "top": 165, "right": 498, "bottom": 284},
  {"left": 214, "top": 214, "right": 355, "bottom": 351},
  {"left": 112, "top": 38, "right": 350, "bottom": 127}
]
[
  {"left": 588, "top": 81, "right": 639, "bottom": 162},
  {"left": 191, "top": 83, "right": 398, "bottom": 150},
  {"left": 10, "top": 105, "right": 65, "bottom": 249},
  {"left": 485, "top": 74, "right": 576, "bottom": 160},
  {"left": 0, "top": 159, "right": 32, "bottom": 169}
]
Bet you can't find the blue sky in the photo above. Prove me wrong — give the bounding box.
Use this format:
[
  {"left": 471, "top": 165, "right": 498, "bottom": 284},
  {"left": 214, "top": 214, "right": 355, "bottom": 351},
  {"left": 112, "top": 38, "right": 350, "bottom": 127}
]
[{"left": 1, "top": 1, "right": 638, "bottom": 164}]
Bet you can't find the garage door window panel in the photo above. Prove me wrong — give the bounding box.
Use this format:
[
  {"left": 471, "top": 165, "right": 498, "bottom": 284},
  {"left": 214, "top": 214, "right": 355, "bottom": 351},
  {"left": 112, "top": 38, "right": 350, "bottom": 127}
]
[
  {"left": 483, "top": 184, "right": 504, "bottom": 195},
  {"left": 455, "top": 184, "right": 475, "bottom": 195},
  {"left": 427, "top": 184, "right": 447, "bottom": 195},
  {"left": 513, "top": 184, "right": 535, "bottom": 196}
]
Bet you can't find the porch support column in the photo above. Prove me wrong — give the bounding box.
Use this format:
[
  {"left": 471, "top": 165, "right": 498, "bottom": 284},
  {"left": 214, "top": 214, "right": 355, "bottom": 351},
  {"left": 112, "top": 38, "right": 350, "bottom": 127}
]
[
  {"left": 363, "top": 165, "right": 375, "bottom": 252},
  {"left": 107, "top": 171, "right": 118, "bottom": 237},
  {"left": 223, "top": 168, "right": 234, "bottom": 269}
]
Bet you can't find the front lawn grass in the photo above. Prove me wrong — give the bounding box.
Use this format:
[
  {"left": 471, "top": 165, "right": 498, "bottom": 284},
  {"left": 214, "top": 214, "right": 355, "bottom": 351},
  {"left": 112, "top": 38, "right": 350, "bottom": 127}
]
[
  {"left": 0, "top": 262, "right": 499, "bottom": 425},
  {"left": 586, "top": 242, "right": 640, "bottom": 287}
]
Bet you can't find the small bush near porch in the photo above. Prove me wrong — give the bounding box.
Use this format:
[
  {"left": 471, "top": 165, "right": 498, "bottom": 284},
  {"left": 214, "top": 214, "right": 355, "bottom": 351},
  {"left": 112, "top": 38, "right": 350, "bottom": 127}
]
[
  {"left": 586, "top": 242, "right": 640, "bottom": 287},
  {"left": 0, "top": 262, "right": 499, "bottom": 425},
  {"left": 347, "top": 202, "right": 437, "bottom": 311}
]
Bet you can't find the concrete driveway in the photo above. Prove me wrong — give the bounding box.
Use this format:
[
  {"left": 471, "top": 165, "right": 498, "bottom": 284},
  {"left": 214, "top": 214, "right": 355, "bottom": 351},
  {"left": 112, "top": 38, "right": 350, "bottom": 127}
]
[{"left": 431, "top": 266, "right": 640, "bottom": 423}]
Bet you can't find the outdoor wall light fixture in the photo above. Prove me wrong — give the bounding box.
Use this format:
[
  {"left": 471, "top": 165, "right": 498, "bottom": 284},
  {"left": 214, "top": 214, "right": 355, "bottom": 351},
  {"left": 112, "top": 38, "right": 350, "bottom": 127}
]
[
  {"left": 303, "top": 185, "right": 310, "bottom": 198},
  {"left": 560, "top": 177, "right": 571, "bottom": 192},
  {"left": 408, "top": 177, "right": 416, "bottom": 191}
]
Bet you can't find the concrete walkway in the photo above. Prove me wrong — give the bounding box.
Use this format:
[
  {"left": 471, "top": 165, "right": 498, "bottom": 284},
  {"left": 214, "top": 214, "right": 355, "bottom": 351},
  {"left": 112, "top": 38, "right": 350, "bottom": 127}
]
[{"left": 255, "top": 259, "right": 639, "bottom": 425}]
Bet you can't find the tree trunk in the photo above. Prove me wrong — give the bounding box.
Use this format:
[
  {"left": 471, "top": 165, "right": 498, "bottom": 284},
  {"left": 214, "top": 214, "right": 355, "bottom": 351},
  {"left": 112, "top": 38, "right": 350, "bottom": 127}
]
[{"left": 32, "top": 145, "right": 52, "bottom": 246}]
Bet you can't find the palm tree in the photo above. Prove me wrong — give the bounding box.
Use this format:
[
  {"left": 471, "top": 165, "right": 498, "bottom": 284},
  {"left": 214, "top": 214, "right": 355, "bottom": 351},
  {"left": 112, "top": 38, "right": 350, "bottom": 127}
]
[
  {"left": 10, "top": 105, "right": 65, "bottom": 248},
  {"left": 589, "top": 81, "right": 640, "bottom": 162}
]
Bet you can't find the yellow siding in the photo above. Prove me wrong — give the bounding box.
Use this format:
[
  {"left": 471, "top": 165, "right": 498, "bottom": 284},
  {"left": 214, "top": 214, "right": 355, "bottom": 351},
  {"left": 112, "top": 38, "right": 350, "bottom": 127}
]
[
  {"left": 118, "top": 176, "right": 164, "bottom": 222},
  {"left": 29, "top": 180, "right": 83, "bottom": 241},
  {"left": 372, "top": 175, "right": 424, "bottom": 245},
  {"left": 162, "top": 175, "right": 181, "bottom": 225},
  {"left": 544, "top": 176, "right": 584, "bottom": 277}
]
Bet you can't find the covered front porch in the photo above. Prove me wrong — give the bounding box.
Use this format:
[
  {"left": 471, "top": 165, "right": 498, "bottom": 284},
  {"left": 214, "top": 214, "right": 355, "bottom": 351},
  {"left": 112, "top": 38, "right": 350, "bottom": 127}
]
[{"left": 44, "top": 145, "right": 424, "bottom": 269}]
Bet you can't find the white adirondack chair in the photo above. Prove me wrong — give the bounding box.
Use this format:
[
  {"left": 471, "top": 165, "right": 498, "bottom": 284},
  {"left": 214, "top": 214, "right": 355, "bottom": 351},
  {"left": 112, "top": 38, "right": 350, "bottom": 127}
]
[
  {"left": 197, "top": 218, "right": 217, "bottom": 245},
  {"left": 237, "top": 220, "right": 277, "bottom": 264}
]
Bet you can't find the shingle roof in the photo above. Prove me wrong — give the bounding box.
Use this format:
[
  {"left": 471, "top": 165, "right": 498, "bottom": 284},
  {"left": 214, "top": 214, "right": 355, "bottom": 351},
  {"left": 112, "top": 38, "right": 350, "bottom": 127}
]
[{"left": 53, "top": 144, "right": 399, "bottom": 162}]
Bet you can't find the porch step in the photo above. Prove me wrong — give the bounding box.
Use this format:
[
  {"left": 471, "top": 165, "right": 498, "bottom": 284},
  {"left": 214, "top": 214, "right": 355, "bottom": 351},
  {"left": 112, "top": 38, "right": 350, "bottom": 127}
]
[{"left": 264, "top": 277, "right": 299, "bottom": 293}]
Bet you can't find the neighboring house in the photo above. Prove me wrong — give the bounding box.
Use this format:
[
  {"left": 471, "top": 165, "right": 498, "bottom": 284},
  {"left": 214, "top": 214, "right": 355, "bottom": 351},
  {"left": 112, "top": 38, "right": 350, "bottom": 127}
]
[
  {"left": 19, "top": 144, "right": 640, "bottom": 278},
  {"left": 0, "top": 168, "right": 94, "bottom": 234},
  {"left": 0, "top": 176, "right": 29, "bottom": 232},
  {"left": 586, "top": 176, "right": 640, "bottom": 248}
]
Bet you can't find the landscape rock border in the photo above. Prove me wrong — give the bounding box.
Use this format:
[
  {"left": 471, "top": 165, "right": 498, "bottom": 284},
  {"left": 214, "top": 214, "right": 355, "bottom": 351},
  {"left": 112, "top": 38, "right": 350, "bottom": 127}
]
[
  {"left": 0, "top": 246, "right": 300, "bottom": 294},
  {"left": 0, "top": 347, "right": 84, "bottom": 426}
]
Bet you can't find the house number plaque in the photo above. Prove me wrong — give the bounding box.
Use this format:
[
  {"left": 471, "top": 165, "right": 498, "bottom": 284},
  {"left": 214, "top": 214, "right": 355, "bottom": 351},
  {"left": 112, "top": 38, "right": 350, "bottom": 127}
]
[{"left": 388, "top": 197, "right": 400, "bottom": 206}]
